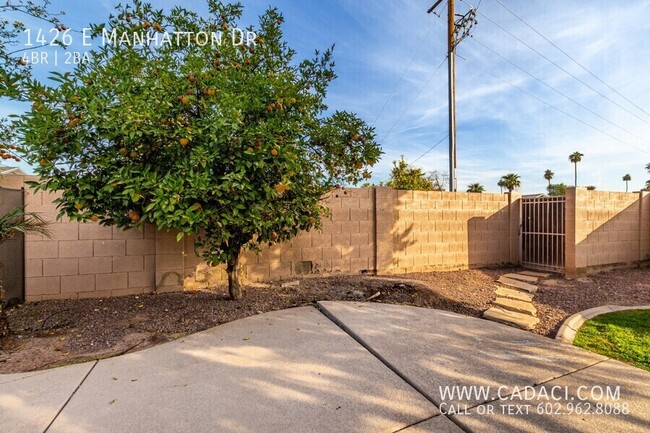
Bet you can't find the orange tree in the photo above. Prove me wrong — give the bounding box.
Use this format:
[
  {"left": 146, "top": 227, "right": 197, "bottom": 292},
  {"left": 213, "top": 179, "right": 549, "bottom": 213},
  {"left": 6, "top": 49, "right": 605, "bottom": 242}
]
[{"left": 16, "top": 0, "right": 381, "bottom": 299}]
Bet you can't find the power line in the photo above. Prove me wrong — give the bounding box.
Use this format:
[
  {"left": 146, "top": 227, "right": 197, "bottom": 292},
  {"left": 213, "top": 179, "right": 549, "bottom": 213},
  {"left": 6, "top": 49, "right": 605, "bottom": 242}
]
[
  {"left": 380, "top": 55, "right": 447, "bottom": 143},
  {"left": 470, "top": 35, "right": 650, "bottom": 147},
  {"left": 463, "top": 1, "right": 650, "bottom": 127},
  {"left": 493, "top": 0, "right": 650, "bottom": 119},
  {"left": 458, "top": 54, "right": 650, "bottom": 156},
  {"left": 371, "top": 2, "right": 445, "bottom": 127},
  {"left": 409, "top": 133, "right": 448, "bottom": 166}
]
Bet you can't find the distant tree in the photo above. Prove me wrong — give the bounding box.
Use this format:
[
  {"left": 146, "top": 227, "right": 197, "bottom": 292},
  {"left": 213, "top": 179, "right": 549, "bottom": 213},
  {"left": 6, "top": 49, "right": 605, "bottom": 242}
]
[
  {"left": 586, "top": 185, "right": 597, "bottom": 191},
  {"left": 547, "top": 183, "right": 567, "bottom": 196},
  {"left": 385, "top": 157, "right": 439, "bottom": 191},
  {"left": 497, "top": 179, "right": 506, "bottom": 194},
  {"left": 622, "top": 174, "right": 632, "bottom": 193},
  {"left": 543, "top": 169, "right": 554, "bottom": 186},
  {"left": 569, "top": 151, "right": 584, "bottom": 187},
  {"left": 429, "top": 170, "right": 449, "bottom": 192},
  {"left": 646, "top": 163, "right": 650, "bottom": 190},
  {"left": 500, "top": 173, "right": 521, "bottom": 193},
  {"left": 466, "top": 183, "right": 485, "bottom": 193}
]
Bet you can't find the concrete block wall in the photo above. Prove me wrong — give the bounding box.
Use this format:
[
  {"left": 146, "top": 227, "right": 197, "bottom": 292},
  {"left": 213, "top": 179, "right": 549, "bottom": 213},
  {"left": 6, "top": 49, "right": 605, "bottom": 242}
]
[
  {"left": 387, "top": 190, "right": 519, "bottom": 274},
  {"left": 1, "top": 176, "right": 156, "bottom": 301},
  {"left": 2, "top": 174, "right": 523, "bottom": 299},
  {"left": 177, "top": 188, "right": 521, "bottom": 289},
  {"left": 565, "top": 188, "right": 649, "bottom": 278}
]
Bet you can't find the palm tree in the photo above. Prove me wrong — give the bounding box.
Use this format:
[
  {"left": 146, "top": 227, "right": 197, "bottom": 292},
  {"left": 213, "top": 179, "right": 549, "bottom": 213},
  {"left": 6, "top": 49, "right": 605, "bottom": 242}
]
[
  {"left": 466, "top": 183, "right": 485, "bottom": 193},
  {"left": 544, "top": 169, "right": 554, "bottom": 186},
  {"left": 497, "top": 179, "right": 506, "bottom": 194},
  {"left": 622, "top": 174, "right": 632, "bottom": 193},
  {"left": 569, "top": 151, "right": 584, "bottom": 187},
  {"left": 0, "top": 206, "right": 50, "bottom": 346},
  {"left": 500, "top": 173, "right": 521, "bottom": 193}
]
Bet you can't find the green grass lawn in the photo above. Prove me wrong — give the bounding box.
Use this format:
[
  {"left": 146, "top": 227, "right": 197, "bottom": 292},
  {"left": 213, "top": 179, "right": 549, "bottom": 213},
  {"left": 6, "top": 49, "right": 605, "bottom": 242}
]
[{"left": 573, "top": 309, "right": 650, "bottom": 371}]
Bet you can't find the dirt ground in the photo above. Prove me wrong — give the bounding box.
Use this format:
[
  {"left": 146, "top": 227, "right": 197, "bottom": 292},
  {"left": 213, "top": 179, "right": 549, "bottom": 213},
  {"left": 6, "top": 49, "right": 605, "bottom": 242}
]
[{"left": 1, "top": 266, "right": 649, "bottom": 373}]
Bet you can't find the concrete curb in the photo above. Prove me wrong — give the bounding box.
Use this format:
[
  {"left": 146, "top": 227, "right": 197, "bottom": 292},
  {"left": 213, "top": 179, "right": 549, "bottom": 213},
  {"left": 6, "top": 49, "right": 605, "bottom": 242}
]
[{"left": 555, "top": 304, "right": 650, "bottom": 344}]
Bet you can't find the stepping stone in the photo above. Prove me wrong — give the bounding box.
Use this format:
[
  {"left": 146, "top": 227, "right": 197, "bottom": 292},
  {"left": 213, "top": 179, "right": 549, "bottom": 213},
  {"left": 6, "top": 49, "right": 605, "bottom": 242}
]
[
  {"left": 518, "top": 270, "right": 552, "bottom": 279},
  {"left": 493, "top": 297, "right": 537, "bottom": 316},
  {"left": 502, "top": 273, "right": 539, "bottom": 283},
  {"left": 483, "top": 307, "right": 539, "bottom": 330},
  {"left": 497, "top": 276, "right": 538, "bottom": 293},
  {"left": 495, "top": 286, "right": 534, "bottom": 302}
]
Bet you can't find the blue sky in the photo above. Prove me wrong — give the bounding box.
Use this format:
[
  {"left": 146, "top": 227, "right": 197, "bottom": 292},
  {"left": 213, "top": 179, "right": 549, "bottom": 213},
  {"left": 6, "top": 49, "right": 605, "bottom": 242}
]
[{"left": 4, "top": 0, "right": 650, "bottom": 193}]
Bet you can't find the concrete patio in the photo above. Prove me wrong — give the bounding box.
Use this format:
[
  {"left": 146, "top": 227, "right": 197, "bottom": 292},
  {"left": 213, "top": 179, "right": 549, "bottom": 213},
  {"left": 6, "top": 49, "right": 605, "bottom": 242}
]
[{"left": 1, "top": 302, "right": 648, "bottom": 433}]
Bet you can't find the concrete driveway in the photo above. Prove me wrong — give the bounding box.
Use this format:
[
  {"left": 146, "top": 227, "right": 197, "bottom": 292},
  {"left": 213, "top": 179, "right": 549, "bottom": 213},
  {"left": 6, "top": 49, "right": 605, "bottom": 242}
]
[{"left": 1, "top": 302, "right": 648, "bottom": 433}]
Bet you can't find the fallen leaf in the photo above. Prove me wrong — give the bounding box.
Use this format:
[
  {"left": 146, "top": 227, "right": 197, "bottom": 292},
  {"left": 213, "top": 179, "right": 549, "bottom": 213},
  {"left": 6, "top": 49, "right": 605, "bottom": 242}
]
[
  {"left": 109, "top": 399, "right": 116, "bottom": 405},
  {"left": 242, "top": 337, "right": 250, "bottom": 341}
]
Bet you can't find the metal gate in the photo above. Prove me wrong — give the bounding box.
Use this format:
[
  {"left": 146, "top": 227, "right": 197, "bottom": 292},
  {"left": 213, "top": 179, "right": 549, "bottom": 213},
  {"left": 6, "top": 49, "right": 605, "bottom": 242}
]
[
  {"left": 520, "top": 196, "right": 565, "bottom": 272},
  {"left": 0, "top": 188, "right": 25, "bottom": 305}
]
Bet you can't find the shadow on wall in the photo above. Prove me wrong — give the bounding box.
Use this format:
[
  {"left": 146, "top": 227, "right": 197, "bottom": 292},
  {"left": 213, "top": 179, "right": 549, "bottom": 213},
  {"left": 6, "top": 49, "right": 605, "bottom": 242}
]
[{"left": 566, "top": 189, "right": 650, "bottom": 278}]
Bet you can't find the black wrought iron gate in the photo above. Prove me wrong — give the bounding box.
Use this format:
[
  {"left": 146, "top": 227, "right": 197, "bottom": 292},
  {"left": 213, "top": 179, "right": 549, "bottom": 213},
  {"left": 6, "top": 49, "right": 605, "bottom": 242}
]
[{"left": 520, "top": 196, "right": 565, "bottom": 272}]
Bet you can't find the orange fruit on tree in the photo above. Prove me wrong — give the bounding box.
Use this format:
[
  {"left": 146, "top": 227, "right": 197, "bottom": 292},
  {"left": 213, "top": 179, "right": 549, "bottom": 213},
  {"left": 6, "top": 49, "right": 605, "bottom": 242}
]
[
  {"left": 90, "top": 215, "right": 99, "bottom": 222},
  {"left": 119, "top": 147, "right": 127, "bottom": 154},
  {"left": 128, "top": 210, "right": 141, "bottom": 223},
  {"left": 206, "top": 89, "right": 216, "bottom": 96},
  {"left": 130, "top": 151, "right": 137, "bottom": 158},
  {"left": 188, "top": 75, "right": 196, "bottom": 83},
  {"left": 39, "top": 158, "right": 47, "bottom": 166},
  {"left": 179, "top": 137, "right": 189, "bottom": 146},
  {"left": 270, "top": 148, "right": 278, "bottom": 156},
  {"left": 74, "top": 202, "right": 84, "bottom": 210},
  {"left": 180, "top": 96, "right": 190, "bottom": 104}
]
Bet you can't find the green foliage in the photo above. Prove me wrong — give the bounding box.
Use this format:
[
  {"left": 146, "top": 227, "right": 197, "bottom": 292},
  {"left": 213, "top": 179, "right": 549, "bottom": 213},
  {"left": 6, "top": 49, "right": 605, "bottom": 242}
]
[
  {"left": 543, "top": 169, "right": 554, "bottom": 185},
  {"left": 573, "top": 310, "right": 650, "bottom": 371},
  {"left": 569, "top": 151, "right": 583, "bottom": 186},
  {"left": 15, "top": 0, "right": 381, "bottom": 298},
  {"left": 568, "top": 151, "right": 583, "bottom": 164},
  {"left": 546, "top": 183, "right": 567, "bottom": 197},
  {"left": 499, "top": 173, "right": 520, "bottom": 193},
  {"left": 586, "top": 185, "right": 597, "bottom": 190},
  {"left": 385, "top": 157, "right": 433, "bottom": 191},
  {"left": 0, "top": 205, "right": 51, "bottom": 243},
  {"left": 0, "top": 1, "right": 62, "bottom": 162},
  {"left": 384, "top": 157, "right": 444, "bottom": 191},
  {"left": 622, "top": 174, "right": 631, "bottom": 192},
  {"left": 466, "top": 183, "right": 484, "bottom": 193}
]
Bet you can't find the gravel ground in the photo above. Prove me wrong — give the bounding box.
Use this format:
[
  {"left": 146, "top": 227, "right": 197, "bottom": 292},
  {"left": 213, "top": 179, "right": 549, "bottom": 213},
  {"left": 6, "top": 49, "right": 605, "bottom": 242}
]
[{"left": 1, "top": 266, "right": 648, "bottom": 373}]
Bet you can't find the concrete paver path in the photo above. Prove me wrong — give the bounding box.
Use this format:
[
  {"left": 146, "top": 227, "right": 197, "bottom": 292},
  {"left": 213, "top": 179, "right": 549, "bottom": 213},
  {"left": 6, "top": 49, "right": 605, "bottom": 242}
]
[{"left": 1, "top": 302, "right": 648, "bottom": 433}]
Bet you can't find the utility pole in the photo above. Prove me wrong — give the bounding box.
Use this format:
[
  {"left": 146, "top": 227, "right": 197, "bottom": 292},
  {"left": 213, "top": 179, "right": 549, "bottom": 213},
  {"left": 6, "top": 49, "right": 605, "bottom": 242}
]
[{"left": 428, "top": 0, "right": 477, "bottom": 192}]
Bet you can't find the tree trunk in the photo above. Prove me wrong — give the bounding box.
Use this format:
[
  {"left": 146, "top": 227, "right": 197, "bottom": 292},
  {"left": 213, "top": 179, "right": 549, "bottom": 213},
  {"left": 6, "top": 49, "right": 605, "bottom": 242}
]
[
  {"left": 574, "top": 164, "right": 578, "bottom": 187},
  {"left": 226, "top": 251, "right": 242, "bottom": 300}
]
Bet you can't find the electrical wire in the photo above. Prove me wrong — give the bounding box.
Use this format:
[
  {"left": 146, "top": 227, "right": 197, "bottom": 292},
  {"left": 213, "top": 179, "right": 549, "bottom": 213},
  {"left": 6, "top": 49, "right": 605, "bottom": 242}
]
[
  {"left": 409, "top": 133, "right": 448, "bottom": 166},
  {"left": 379, "top": 55, "right": 447, "bottom": 143},
  {"left": 371, "top": 1, "right": 446, "bottom": 127},
  {"left": 493, "top": 0, "right": 650, "bottom": 118},
  {"left": 458, "top": 54, "right": 650, "bottom": 155},
  {"left": 470, "top": 35, "right": 650, "bottom": 147},
  {"left": 462, "top": 0, "right": 650, "bottom": 127}
]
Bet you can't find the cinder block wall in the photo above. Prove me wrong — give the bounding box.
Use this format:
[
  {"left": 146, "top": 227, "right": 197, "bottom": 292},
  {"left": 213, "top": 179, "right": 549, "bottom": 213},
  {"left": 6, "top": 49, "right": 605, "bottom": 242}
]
[
  {"left": 2, "top": 176, "right": 156, "bottom": 302},
  {"left": 166, "top": 188, "right": 521, "bottom": 291},
  {"left": 565, "top": 188, "right": 650, "bottom": 278},
  {"left": 384, "top": 189, "right": 520, "bottom": 273},
  {"left": 2, "top": 175, "right": 522, "bottom": 299}
]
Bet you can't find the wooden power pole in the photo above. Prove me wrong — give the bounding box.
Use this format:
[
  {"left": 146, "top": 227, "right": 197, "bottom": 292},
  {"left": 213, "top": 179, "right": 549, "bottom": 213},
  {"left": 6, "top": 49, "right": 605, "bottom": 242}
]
[{"left": 428, "top": 0, "right": 477, "bottom": 192}]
